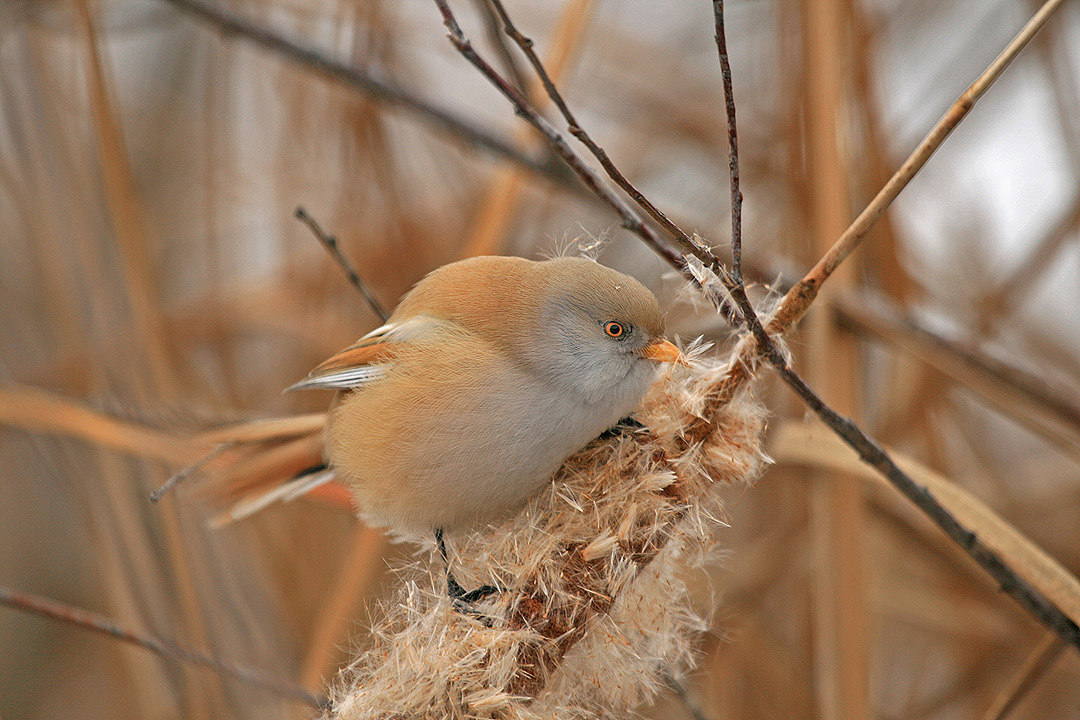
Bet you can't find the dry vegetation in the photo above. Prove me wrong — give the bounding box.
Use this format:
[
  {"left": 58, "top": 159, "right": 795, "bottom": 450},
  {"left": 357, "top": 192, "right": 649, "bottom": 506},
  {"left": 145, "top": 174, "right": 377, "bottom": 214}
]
[{"left": 1, "top": 0, "right": 1080, "bottom": 718}]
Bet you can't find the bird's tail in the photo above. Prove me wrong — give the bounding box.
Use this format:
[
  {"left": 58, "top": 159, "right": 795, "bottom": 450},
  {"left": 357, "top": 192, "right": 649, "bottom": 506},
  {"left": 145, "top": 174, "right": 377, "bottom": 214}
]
[{"left": 156, "top": 412, "right": 352, "bottom": 524}]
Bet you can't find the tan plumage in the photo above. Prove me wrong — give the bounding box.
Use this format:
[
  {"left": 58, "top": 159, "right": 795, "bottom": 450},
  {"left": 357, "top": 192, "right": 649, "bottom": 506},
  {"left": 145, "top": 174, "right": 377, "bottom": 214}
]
[{"left": 292, "top": 255, "right": 683, "bottom": 534}]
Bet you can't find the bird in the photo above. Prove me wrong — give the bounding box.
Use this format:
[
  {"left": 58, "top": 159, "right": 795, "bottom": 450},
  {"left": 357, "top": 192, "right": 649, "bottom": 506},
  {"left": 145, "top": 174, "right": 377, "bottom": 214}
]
[{"left": 289, "top": 255, "right": 683, "bottom": 601}]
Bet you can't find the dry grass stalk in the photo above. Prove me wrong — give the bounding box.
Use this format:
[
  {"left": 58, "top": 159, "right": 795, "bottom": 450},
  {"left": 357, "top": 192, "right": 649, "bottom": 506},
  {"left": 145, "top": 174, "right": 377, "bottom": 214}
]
[
  {"left": 75, "top": 0, "right": 177, "bottom": 397},
  {"left": 0, "top": 384, "right": 204, "bottom": 465},
  {"left": 332, "top": 355, "right": 769, "bottom": 719},
  {"left": 796, "top": 0, "right": 869, "bottom": 715}
]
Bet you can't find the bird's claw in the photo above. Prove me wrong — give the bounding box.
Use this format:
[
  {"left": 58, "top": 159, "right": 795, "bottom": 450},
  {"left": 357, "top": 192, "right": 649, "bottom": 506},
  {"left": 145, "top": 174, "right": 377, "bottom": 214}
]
[{"left": 600, "top": 415, "right": 645, "bottom": 439}]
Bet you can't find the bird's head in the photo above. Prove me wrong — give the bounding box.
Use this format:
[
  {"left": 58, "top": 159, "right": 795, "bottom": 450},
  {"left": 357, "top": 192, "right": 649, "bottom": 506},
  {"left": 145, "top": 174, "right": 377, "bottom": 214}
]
[{"left": 518, "top": 257, "right": 684, "bottom": 405}]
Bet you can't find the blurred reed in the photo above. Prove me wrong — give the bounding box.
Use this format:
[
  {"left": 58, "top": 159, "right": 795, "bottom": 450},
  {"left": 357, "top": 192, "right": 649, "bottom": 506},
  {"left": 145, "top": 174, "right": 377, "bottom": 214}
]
[{"left": 2, "top": 0, "right": 1080, "bottom": 718}]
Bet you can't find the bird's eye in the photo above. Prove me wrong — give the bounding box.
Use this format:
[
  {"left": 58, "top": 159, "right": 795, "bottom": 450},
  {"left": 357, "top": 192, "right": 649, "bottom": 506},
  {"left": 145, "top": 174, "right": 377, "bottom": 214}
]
[{"left": 603, "top": 321, "right": 627, "bottom": 339}]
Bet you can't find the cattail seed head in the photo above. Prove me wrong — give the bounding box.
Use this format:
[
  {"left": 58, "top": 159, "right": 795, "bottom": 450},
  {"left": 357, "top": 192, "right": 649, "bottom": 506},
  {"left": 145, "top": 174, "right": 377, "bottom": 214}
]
[{"left": 333, "top": 355, "right": 769, "bottom": 719}]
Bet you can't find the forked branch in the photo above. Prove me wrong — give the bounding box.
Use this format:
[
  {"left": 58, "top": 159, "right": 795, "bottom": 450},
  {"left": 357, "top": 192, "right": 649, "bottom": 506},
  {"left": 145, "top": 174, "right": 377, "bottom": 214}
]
[
  {"left": 486, "top": 0, "right": 705, "bottom": 255},
  {"left": 431, "top": 0, "right": 731, "bottom": 285},
  {"left": 430, "top": 0, "right": 1080, "bottom": 680},
  {"left": 706, "top": 0, "right": 1080, "bottom": 658}
]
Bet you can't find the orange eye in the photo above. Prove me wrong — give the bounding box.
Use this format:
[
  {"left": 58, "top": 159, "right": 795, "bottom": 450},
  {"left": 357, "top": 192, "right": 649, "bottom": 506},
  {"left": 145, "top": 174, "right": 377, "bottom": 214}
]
[{"left": 604, "top": 321, "right": 626, "bottom": 338}]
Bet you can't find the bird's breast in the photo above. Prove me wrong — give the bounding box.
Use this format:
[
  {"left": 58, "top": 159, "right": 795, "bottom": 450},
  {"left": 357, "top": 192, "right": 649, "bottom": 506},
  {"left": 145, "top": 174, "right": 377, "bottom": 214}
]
[{"left": 326, "top": 344, "right": 652, "bottom": 532}]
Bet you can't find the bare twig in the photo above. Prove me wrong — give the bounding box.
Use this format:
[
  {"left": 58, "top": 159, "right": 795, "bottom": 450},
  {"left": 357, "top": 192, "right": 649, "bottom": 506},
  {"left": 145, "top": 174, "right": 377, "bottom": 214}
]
[
  {"left": 485, "top": 0, "right": 705, "bottom": 256},
  {"left": 150, "top": 440, "right": 235, "bottom": 502},
  {"left": 432, "top": 0, "right": 742, "bottom": 329},
  {"left": 432, "top": 0, "right": 718, "bottom": 273},
  {"left": 703, "top": 0, "right": 794, "bottom": 403},
  {"left": 294, "top": 207, "right": 389, "bottom": 323},
  {"left": 429, "top": 0, "right": 1080, "bottom": 679},
  {"left": 462, "top": 0, "right": 599, "bottom": 257},
  {"left": 765, "top": 0, "right": 1069, "bottom": 335},
  {"left": 160, "top": 0, "right": 566, "bottom": 186},
  {"left": 470, "top": 0, "right": 530, "bottom": 94},
  {"left": 712, "top": 0, "right": 743, "bottom": 282},
  {"left": 0, "top": 584, "right": 326, "bottom": 709}
]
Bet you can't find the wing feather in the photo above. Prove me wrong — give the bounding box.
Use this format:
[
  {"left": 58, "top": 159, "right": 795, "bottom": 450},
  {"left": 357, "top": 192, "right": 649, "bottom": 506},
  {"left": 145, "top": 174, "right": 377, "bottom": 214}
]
[{"left": 286, "top": 315, "right": 440, "bottom": 391}]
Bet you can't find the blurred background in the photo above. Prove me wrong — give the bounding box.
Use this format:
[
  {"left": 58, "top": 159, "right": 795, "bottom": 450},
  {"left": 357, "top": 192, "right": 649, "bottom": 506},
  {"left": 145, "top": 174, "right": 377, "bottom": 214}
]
[{"left": 2, "top": 0, "right": 1079, "bottom": 718}]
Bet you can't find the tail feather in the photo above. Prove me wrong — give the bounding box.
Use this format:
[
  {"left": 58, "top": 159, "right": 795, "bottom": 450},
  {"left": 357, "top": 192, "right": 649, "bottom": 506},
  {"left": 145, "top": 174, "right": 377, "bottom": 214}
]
[
  {"left": 211, "top": 464, "right": 336, "bottom": 527},
  {"left": 159, "top": 413, "right": 349, "bottom": 525}
]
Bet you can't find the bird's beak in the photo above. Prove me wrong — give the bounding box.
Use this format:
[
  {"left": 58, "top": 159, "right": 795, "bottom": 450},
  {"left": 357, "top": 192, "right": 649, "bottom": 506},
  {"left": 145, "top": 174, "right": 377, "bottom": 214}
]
[{"left": 640, "top": 338, "right": 687, "bottom": 365}]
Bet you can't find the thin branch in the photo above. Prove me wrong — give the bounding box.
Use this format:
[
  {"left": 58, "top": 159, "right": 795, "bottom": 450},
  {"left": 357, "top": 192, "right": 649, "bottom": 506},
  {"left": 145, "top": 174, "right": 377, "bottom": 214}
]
[
  {"left": 703, "top": 0, "right": 790, "bottom": 405},
  {"left": 160, "top": 0, "right": 566, "bottom": 186},
  {"left": 470, "top": 0, "right": 530, "bottom": 94},
  {"left": 432, "top": 0, "right": 717, "bottom": 278},
  {"left": 712, "top": 0, "right": 743, "bottom": 282},
  {"left": 485, "top": 0, "right": 706, "bottom": 257},
  {"left": 0, "top": 584, "right": 326, "bottom": 709},
  {"left": 430, "top": 0, "right": 1080, "bottom": 679},
  {"left": 294, "top": 207, "right": 390, "bottom": 323},
  {"left": 766, "top": 0, "right": 1069, "bottom": 334}
]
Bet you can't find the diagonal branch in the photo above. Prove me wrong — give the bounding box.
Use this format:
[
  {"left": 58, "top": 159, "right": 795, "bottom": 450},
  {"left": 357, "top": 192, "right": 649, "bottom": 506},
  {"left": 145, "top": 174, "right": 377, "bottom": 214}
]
[
  {"left": 765, "top": 0, "right": 1069, "bottom": 336},
  {"left": 433, "top": 0, "right": 692, "bottom": 271},
  {"left": 431, "top": 0, "right": 744, "bottom": 329},
  {"left": 160, "top": 0, "right": 565, "bottom": 185},
  {"left": 485, "top": 0, "right": 706, "bottom": 256},
  {"left": 470, "top": 0, "right": 531, "bottom": 94},
  {"left": 0, "top": 584, "right": 326, "bottom": 709},
  {"left": 294, "top": 207, "right": 390, "bottom": 323},
  {"left": 431, "top": 0, "right": 1080, "bottom": 680},
  {"left": 706, "top": 0, "right": 1080, "bottom": 660}
]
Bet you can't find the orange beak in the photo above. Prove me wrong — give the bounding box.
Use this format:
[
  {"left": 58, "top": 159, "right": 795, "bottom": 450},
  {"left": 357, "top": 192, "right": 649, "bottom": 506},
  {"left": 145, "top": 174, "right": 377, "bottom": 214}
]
[{"left": 640, "top": 338, "right": 687, "bottom": 365}]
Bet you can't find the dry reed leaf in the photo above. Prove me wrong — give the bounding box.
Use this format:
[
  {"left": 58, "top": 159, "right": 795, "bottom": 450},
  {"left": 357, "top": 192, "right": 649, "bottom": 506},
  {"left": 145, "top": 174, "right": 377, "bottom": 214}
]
[
  {"left": 75, "top": 0, "right": 177, "bottom": 396},
  {"left": 835, "top": 294, "right": 1080, "bottom": 464},
  {"left": 0, "top": 384, "right": 202, "bottom": 465},
  {"left": 770, "top": 420, "right": 1080, "bottom": 625}
]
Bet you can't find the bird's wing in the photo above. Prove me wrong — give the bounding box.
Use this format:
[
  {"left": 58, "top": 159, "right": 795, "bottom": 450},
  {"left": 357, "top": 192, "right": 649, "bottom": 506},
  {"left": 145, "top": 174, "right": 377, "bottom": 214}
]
[{"left": 286, "top": 315, "right": 440, "bottom": 391}]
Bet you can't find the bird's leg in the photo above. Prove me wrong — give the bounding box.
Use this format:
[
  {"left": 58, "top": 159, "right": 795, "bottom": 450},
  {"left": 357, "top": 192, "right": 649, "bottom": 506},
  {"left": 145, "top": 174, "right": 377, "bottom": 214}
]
[
  {"left": 434, "top": 528, "right": 499, "bottom": 605},
  {"left": 435, "top": 528, "right": 467, "bottom": 600},
  {"left": 600, "top": 414, "right": 645, "bottom": 439}
]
